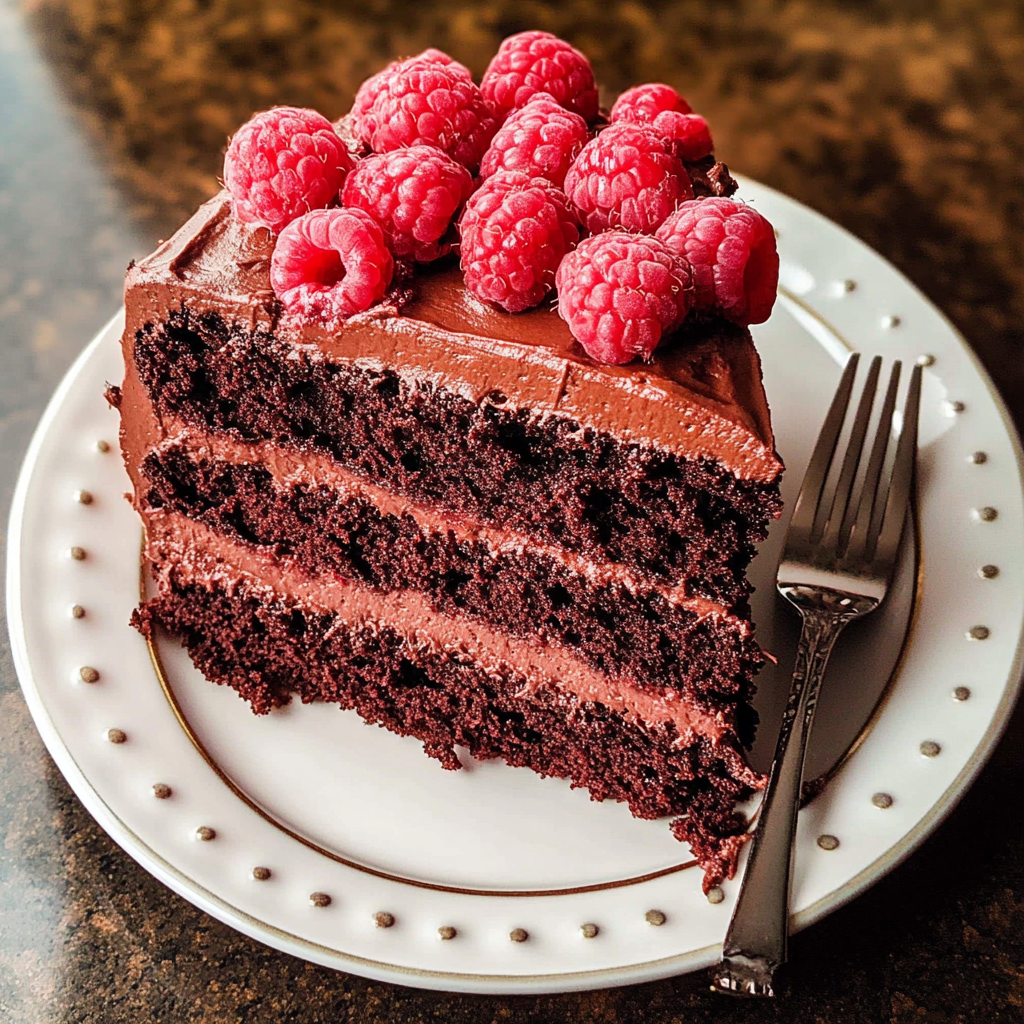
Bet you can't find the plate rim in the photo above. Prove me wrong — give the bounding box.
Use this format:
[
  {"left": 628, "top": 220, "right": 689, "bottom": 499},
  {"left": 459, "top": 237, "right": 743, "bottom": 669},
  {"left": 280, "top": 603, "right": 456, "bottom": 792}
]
[{"left": 8, "top": 177, "right": 1024, "bottom": 993}]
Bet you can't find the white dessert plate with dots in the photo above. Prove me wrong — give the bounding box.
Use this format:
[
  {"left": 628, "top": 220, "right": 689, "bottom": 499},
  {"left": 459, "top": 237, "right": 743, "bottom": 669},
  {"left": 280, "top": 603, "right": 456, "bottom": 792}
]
[{"left": 8, "top": 178, "right": 1024, "bottom": 994}]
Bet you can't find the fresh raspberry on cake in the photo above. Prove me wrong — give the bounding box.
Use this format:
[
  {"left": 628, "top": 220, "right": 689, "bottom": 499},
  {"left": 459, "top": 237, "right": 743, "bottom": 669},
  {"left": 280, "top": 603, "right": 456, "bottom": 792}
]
[
  {"left": 365, "top": 59, "right": 497, "bottom": 170},
  {"left": 352, "top": 49, "right": 472, "bottom": 144},
  {"left": 556, "top": 231, "right": 691, "bottom": 365},
  {"left": 341, "top": 146, "right": 474, "bottom": 262},
  {"left": 609, "top": 82, "right": 693, "bottom": 123},
  {"left": 459, "top": 171, "right": 579, "bottom": 313},
  {"left": 270, "top": 207, "right": 394, "bottom": 326},
  {"left": 656, "top": 198, "right": 779, "bottom": 325},
  {"left": 478, "top": 92, "right": 590, "bottom": 188},
  {"left": 223, "top": 107, "right": 355, "bottom": 234},
  {"left": 610, "top": 83, "right": 713, "bottom": 161},
  {"left": 563, "top": 122, "right": 693, "bottom": 234},
  {"left": 650, "top": 111, "right": 714, "bottom": 161},
  {"left": 480, "top": 30, "right": 599, "bottom": 124}
]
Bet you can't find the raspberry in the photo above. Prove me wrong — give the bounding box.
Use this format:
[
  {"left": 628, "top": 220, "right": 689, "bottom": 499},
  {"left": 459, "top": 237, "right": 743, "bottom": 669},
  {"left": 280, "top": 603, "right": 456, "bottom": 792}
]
[
  {"left": 478, "top": 93, "right": 590, "bottom": 188},
  {"left": 341, "top": 145, "right": 474, "bottom": 262},
  {"left": 459, "top": 171, "right": 579, "bottom": 313},
  {"left": 609, "top": 83, "right": 693, "bottom": 123},
  {"left": 270, "top": 207, "right": 394, "bottom": 327},
  {"left": 223, "top": 107, "right": 355, "bottom": 233},
  {"left": 563, "top": 122, "right": 693, "bottom": 234},
  {"left": 481, "top": 31, "right": 599, "bottom": 124},
  {"left": 650, "top": 111, "right": 714, "bottom": 161},
  {"left": 366, "top": 60, "right": 496, "bottom": 170},
  {"left": 656, "top": 198, "right": 779, "bottom": 325},
  {"left": 556, "top": 231, "right": 691, "bottom": 365},
  {"left": 610, "top": 84, "right": 713, "bottom": 161},
  {"left": 352, "top": 50, "right": 472, "bottom": 144}
]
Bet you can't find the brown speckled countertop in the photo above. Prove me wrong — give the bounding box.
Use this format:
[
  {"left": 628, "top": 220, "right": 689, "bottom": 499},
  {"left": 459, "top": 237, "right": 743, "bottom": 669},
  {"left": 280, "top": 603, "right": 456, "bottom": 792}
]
[{"left": 2, "top": 1, "right": 1024, "bottom": 1020}]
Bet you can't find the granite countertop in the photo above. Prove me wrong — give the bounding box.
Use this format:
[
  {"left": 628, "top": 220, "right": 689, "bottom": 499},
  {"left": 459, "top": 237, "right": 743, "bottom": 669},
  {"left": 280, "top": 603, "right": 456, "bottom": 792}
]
[{"left": 2, "top": 1, "right": 1023, "bottom": 1020}]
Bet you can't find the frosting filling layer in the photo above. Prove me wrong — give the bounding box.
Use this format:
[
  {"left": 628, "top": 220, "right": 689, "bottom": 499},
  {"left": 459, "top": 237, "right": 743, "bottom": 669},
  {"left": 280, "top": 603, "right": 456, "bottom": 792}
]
[
  {"left": 145, "top": 509, "right": 738, "bottom": 745},
  {"left": 150, "top": 421, "right": 744, "bottom": 619}
]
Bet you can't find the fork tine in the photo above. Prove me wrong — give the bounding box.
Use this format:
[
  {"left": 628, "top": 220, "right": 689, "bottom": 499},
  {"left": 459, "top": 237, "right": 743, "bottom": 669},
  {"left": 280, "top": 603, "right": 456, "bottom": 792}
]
[
  {"left": 821, "top": 355, "right": 881, "bottom": 553},
  {"left": 845, "top": 361, "right": 901, "bottom": 566},
  {"left": 871, "top": 363, "right": 922, "bottom": 568},
  {"left": 864, "top": 362, "right": 907, "bottom": 555},
  {"left": 787, "top": 353, "right": 860, "bottom": 543}
]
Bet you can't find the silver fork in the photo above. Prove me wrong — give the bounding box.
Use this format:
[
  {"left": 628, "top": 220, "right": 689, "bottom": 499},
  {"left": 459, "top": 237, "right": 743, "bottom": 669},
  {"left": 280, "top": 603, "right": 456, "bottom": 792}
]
[{"left": 711, "top": 353, "right": 922, "bottom": 998}]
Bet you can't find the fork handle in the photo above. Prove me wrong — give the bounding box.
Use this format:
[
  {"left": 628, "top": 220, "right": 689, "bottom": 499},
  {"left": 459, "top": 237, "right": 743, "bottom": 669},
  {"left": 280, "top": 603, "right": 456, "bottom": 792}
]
[{"left": 712, "top": 605, "right": 852, "bottom": 997}]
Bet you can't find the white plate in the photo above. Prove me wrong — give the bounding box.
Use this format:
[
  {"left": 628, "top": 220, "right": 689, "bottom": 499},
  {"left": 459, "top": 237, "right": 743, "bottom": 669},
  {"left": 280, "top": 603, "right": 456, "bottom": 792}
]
[{"left": 7, "top": 178, "right": 1024, "bottom": 994}]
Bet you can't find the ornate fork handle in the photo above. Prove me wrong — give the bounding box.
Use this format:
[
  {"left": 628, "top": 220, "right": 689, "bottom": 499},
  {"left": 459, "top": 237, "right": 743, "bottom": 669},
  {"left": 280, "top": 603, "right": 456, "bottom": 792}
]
[{"left": 711, "top": 588, "right": 872, "bottom": 997}]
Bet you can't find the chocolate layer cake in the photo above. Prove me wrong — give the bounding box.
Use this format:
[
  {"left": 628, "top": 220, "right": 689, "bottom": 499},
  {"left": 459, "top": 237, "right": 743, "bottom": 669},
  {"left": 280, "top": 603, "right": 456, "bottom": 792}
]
[{"left": 112, "top": 187, "right": 782, "bottom": 889}]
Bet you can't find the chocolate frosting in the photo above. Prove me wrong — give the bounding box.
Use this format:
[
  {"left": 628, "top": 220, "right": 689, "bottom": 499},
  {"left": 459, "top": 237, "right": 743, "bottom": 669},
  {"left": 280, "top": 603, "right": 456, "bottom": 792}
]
[{"left": 124, "top": 193, "right": 782, "bottom": 482}]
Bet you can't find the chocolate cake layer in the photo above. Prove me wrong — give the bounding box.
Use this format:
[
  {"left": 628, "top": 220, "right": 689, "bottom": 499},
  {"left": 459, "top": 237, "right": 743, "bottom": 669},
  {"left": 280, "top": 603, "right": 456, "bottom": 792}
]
[
  {"left": 129, "top": 306, "right": 780, "bottom": 589},
  {"left": 134, "top": 547, "right": 759, "bottom": 887},
  {"left": 141, "top": 442, "right": 765, "bottom": 718}
]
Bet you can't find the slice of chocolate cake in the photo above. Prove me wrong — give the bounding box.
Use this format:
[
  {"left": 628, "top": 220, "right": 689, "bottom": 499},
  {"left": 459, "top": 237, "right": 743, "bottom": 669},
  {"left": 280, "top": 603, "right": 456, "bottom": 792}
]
[{"left": 113, "top": 36, "right": 784, "bottom": 890}]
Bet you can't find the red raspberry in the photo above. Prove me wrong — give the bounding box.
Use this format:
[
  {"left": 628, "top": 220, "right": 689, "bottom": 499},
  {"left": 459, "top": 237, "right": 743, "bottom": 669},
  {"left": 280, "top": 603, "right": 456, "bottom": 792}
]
[
  {"left": 270, "top": 207, "right": 394, "bottom": 327},
  {"left": 352, "top": 50, "right": 472, "bottom": 144},
  {"left": 223, "top": 107, "right": 355, "bottom": 233},
  {"left": 563, "top": 123, "right": 693, "bottom": 234},
  {"left": 459, "top": 172, "right": 579, "bottom": 313},
  {"left": 366, "top": 60, "right": 496, "bottom": 170},
  {"left": 656, "top": 198, "right": 779, "bottom": 325},
  {"left": 481, "top": 31, "right": 599, "bottom": 124},
  {"left": 609, "top": 83, "right": 693, "bottom": 123},
  {"left": 478, "top": 93, "right": 590, "bottom": 188},
  {"left": 556, "top": 231, "right": 691, "bottom": 365},
  {"left": 610, "top": 84, "right": 713, "bottom": 161},
  {"left": 341, "top": 146, "right": 474, "bottom": 262},
  {"left": 650, "top": 111, "right": 714, "bottom": 161}
]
